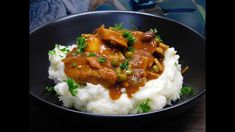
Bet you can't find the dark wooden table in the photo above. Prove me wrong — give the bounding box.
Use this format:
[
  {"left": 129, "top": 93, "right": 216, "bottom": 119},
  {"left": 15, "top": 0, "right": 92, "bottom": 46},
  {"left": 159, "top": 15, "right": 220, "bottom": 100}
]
[{"left": 30, "top": 94, "right": 205, "bottom": 132}]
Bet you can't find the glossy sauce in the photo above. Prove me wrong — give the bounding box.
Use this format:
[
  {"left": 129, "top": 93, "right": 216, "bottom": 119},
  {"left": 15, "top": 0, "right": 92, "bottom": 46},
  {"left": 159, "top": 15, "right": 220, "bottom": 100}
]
[
  {"left": 132, "top": 31, "right": 158, "bottom": 54},
  {"left": 109, "top": 86, "right": 122, "bottom": 100},
  {"left": 63, "top": 26, "right": 166, "bottom": 100}
]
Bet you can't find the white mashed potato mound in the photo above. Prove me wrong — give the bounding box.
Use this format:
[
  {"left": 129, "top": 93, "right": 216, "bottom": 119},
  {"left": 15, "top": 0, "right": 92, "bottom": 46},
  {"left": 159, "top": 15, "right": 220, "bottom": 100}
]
[
  {"left": 49, "top": 45, "right": 183, "bottom": 115},
  {"left": 48, "top": 45, "right": 76, "bottom": 83}
]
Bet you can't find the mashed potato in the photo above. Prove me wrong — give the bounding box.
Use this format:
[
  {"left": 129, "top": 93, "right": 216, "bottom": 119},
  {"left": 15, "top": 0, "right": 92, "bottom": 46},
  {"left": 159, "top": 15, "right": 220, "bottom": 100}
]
[{"left": 49, "top": 45, "right": 183, "bottom": 115}]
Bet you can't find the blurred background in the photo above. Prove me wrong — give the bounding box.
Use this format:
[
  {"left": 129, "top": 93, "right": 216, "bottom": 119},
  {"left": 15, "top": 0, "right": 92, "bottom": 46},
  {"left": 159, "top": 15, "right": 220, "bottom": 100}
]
[{"left": 30, "top": 0, "right": 205, "bottom": 36}]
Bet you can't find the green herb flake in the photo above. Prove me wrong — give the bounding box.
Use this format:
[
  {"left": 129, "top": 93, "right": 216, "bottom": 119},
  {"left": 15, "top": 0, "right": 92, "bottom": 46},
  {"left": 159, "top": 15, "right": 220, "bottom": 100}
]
[
  {"left": 48, "top": 50, "right": 56, "bottom": 55},
  {"left": 59, "top": 47, "right": 70, "bottom": 54},
  {"left": 111, "top": 23, "right": 124, "bottom": 31},
  {"left": 122, "top": 31, "right": 136, "bottom": 46},
  {"left": 50, "top": 44, "right": 70, "bottom": 55},
  {"left": 76, "top": 36, "right": 87, "bottom": 54},
  {"left": 174, "top": 62, "right": 178, "bottom": 66},
  {"left": 150, "top": 28, "right": 158, "bottom": 33},
  {"left": 65, "top": 78, "right": 80, "bottom": 96},
  {"left": 150, "top": 28, "right": 163, "bottom": 43},
  {"left": 181, "top": 86, "right": 193, "bottom": 95},
  {"left": 127, "top": 47, "right": 135, "bottom": 52},
  {"left": 55, "top": 44, "right": 59, "bottom": 48},
  {"left": 97, "top": 57, "right": 106, "bottom": 63},
  {"left": 72, "top": 62, "right": 77, "bottom": 68},
  {"left": 87, "top": 52, "right": 97, "bottom": 57},
  {"left": 120, "top": 59, "right": 129, "bottom": 70},
  {"left": 137, "top": 98, "right": 151, "bottom": 113},
  {"left": 45, "top": 86, "right": 55, "bottom": 93},
  {"left": 156, "top": 35, "right": 163, "bottom": 43}
]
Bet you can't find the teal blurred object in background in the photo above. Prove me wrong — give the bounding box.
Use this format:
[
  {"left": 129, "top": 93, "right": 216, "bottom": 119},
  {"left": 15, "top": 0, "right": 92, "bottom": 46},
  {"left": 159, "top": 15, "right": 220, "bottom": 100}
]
[
  {"left": 95, "top": 4, "right": 117, "bottom": 11},
  {"left": 30, "top": 0, "right": 205, "bottom": 36},
  {"left": 96, "top": 0, "right": 205, "bottom": 36}
]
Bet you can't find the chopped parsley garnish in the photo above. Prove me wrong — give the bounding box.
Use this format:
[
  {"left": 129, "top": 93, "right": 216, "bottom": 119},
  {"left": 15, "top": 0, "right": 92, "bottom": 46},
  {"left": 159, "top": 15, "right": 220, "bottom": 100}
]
[
  {"left": 137, "top": 98, "right": 151, "bottom": 113},
  {"left": 156, "top": 35, "right": 163, "bottom": 43},
  {"left": 127, "top": 46, "right": 135, "bottom": 52},
  {"left": 87, "top": 52, "right": 97, "bottom": 57},
  {"left": 45, "top": 86, "right": 55, "bottom": 93},
  {"left": 111, "top": 23, "right": 124, "bottom": 31},
  {"left": 120, "top": 59, "right": 129, "bottom": 70},
  {"left": 122, "top": 31, "right": 136, "bottom": 46},
  {"left": 72, "top": 62, "right": 77, "bottom": 68},
  {"left": 55, "top": 44, "right": 59, "bottom": 48},
  {"left": 97, "top": 57, "right": 106, "bottom": 63},
  {"left": 59, "top": 47, "right": 70, "bottom": 54},
  {"left": 150, "top": 28, "right": 163, "bottom": 43},
  {"left": 56, "top": 44, "right": 69, "bottom": 53},
  {"left": 174, "top": 62, "right": 178, "bottom": 66},
  {"left": 181, "top": 86, "right": 193, "bottom": 95},
  {"left": 48, "top": 50, "right": 56, "bottom": 55},
  {"left": 76, "top": 36, "right": 87, "bottom": 54},
  {"left": 49, "top": 44, "right": 70, "bottom": 55},
  {"left": 150, "top": 28, "right": 158, "bottom": 33},
  {"left": 65, "top": 78, "right": 79, "bottom": 96}
]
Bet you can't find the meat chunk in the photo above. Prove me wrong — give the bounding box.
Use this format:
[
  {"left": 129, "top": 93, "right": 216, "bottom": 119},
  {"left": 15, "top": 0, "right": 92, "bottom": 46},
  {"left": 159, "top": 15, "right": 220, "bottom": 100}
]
[
  {"left": 142, "top": 31, "right": 156, "bottom": 42},
  {"left": 97, "top": 25, "right": 128, "bottom": 48},
  {"left": 129, "top": 50, "right": 154, "bottom": 70},
  {"left": 87, "top": 57, "right": 101, "bottom": 69},
  {"left": 62, "top": 49, "right": 117, "bottom": 87}
]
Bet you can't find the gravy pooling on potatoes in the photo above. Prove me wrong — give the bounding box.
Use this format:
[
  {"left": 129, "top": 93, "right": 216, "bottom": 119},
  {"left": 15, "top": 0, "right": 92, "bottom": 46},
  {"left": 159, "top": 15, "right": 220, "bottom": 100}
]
[{"left": 62, "top": 25, "right": 169, "bottom": 100}]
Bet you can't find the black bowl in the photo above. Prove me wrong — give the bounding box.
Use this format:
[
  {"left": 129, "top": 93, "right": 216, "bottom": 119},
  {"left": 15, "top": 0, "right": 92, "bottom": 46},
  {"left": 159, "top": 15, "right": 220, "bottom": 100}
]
[{"left": 30, "top": 11, "right": 205, "bottom": 123}]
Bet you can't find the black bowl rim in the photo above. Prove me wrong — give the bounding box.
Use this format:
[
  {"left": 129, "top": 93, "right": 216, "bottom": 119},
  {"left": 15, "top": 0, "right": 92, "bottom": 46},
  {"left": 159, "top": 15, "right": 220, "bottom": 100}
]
[{"left": 30, "top": 10, "right": 206, "bottom": 118}]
